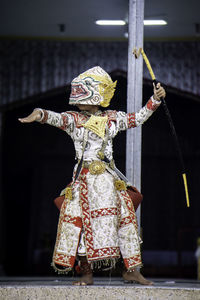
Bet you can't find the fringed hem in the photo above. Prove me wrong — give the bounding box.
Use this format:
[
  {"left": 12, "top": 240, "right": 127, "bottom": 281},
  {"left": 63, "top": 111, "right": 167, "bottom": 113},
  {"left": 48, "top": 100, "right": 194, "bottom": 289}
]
[
  {"left": 90, "top": 257, "right": 119, "bottom": 271},
  {"left": 51, "top": 261, "right": 72, "bottom": 274}
]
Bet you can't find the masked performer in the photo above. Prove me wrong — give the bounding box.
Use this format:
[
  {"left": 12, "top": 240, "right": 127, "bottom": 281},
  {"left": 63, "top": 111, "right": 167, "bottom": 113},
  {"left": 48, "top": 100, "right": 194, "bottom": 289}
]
[{"left": 19, "top": 66, "right": 166, "bottom": 285}]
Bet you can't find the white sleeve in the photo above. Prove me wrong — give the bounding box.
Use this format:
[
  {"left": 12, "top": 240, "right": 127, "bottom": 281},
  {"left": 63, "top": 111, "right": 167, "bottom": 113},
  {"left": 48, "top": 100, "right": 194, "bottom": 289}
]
[
  {"left": 135, "top": 96, "right": 161, "bottom": 127},
  {"left": 35, "top": 109, "right": 75, "bottom": 134}
]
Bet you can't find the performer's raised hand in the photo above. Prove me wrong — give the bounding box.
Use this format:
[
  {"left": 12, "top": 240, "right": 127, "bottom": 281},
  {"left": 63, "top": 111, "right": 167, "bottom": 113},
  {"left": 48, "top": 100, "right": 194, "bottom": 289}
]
[
  {"left": 153, "top": 82, "right": 166, "bottom": 101},
  {"left": 18, "top": 109, "right": 42, "bottom": 123}
]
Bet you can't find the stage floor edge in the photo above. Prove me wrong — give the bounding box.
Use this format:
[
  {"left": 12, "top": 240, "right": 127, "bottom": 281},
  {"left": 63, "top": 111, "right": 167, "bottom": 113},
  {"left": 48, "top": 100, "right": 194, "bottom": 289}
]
[{"left": 0, "top": 277, "right": 200, "bottom": 300}]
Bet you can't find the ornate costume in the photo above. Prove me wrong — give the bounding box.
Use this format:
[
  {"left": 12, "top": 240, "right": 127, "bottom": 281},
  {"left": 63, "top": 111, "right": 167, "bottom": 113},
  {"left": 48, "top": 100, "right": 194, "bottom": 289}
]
[{"left": 36, "top": 66, "right": 161, "bottom": 273}]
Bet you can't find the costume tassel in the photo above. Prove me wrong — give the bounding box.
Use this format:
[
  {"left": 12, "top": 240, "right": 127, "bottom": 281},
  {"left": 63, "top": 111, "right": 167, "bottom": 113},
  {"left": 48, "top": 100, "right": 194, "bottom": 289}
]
[
  {"left": 90, "top": 258, "right": 118, "bottom": 270},
  {"left": 51, "top": 261, "right": 72, "bottom": 274}
]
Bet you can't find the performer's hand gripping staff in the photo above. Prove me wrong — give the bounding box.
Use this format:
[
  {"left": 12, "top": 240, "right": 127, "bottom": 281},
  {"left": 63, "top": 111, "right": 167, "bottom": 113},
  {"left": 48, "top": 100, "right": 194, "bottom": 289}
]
[{"left": 133, "top": 48, "right": 190, "bottom": 208}]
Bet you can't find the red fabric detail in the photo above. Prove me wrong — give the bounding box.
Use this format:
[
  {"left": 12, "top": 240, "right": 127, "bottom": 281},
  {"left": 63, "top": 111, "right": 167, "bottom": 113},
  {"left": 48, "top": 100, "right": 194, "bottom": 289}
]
[
  {"left": 67, "top": 111, "right": 88, "bottom": 128},
  {"left": 104, "top": 110, "right": 117, "bottom": 128},
  {"left": 41, "top": 109, "right": 48, "bottom": 123},
  {"left": 60, "top": 113, "right": 69, "bottom": 130},
  {"left": 60, "top": 110, "right": 117, "bottom": 129},
  {"left": 124, "top": 254, "right": 142, "bottom": 269},
  {"left": 81, "top": 168, "right": 89, "bottom": 175},
  {"left": 53, "top": 198, "right": 82, "bottom": 269},
  {"left": 63, "top": 215, "right": 82, "bottom": 228},
  {"left": 80, "top": 171, "right": 94, "bottom": 259},
  {"left": 120, "top": 216, "right": 132, "bottom": 227},
  {"left": 91, "top": 207, "right": 118, "bottom": 218},
  {"left": 127, "top": 113, "right": 136, "bottom": 128},
  {"left": 146, "top": 98, "right": 160, "bottom": 111},
  {"left": 120, "top": 190, "right": 142, "bottom": 269},
  {"left": 127, "top": 186, "right": 143, "bottom": 211},
  {"left": 54, "top": 254, "right": 76, "bottom": 268},
  {"left": 104, "top": 110, "right": 117, "bottom": 121},
  {"left": 89, "top": 247, "right": 120, "bottom": 261},
  {"left": 121, "top": 190, "right": 138, "bottom": 231}
]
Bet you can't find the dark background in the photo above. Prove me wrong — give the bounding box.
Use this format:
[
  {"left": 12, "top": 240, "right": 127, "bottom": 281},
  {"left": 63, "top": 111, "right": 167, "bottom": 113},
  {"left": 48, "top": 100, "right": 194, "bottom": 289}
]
[{"left": 2, "top": 72, "right": 200, "bottom": 278}]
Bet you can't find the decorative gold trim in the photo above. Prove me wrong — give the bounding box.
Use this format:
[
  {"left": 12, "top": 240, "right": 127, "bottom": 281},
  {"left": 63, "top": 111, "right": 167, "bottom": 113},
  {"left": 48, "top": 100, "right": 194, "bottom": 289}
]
[
  {"left": 83, "top": 115, "right": 108, "bottom": 139},
  {"left": 65, "top": 186, "right": 73, "bottom": 200},
  {"left": 89, "top": 161, "right": 106, "bottom": 175},
  {"left": 114, "top": 180, "right": 127, "bottom": 191},
  {"left": 97, "top": 151, "right": 105, "bottom": 160}
]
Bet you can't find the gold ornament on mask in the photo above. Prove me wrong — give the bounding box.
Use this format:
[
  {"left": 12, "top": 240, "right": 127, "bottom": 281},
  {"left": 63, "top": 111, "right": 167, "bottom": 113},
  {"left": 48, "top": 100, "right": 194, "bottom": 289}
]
[{"left": 79, "top": 72, "right": 117, "bottom": 108}]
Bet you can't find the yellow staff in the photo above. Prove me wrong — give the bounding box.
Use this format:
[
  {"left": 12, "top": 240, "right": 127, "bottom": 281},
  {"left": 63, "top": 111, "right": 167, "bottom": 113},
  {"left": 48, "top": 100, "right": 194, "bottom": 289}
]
[{"left": 133, "top": 48, "right": 190, "bottom": 208}]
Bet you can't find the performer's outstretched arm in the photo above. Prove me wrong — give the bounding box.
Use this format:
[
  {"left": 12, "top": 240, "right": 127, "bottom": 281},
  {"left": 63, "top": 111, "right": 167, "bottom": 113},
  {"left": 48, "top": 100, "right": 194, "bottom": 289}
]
[
  {"left": 18, "top": 109, "right": 42, "bottom": 123},
  {"left": 18, "top": 108, "right": 74, "bottom": 132},
  {"left": 127, "top": 82, "right": 166, "bottom": 129}
]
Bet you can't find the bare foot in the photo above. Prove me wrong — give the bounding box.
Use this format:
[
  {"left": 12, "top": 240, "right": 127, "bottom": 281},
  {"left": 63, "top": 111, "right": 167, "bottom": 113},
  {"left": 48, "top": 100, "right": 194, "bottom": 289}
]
[
  {"left": 123, "top": 269, "right": 153, "bottom": 285},
  {"left": 73, "top": 274, "right": 94, "bottom": 286}
]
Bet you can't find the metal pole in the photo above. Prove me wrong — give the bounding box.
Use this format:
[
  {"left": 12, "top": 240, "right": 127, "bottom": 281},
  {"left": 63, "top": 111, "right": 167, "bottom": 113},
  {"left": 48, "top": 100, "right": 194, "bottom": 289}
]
[
  {"left": 0, "top": 112, "right": 5, "bottom": 275},
  {"left": 126, "top": 0, "right": 144, "bottom": 232}
]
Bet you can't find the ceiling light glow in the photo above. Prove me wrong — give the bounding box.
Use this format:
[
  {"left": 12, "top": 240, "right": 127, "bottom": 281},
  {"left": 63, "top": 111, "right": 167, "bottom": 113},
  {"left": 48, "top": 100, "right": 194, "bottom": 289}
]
[
  {"left": 144, "top": 20, "right": 167, "bottom": 26},
  {"left": 95, "top": 20, "right": 126, "bottom": 26}
]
